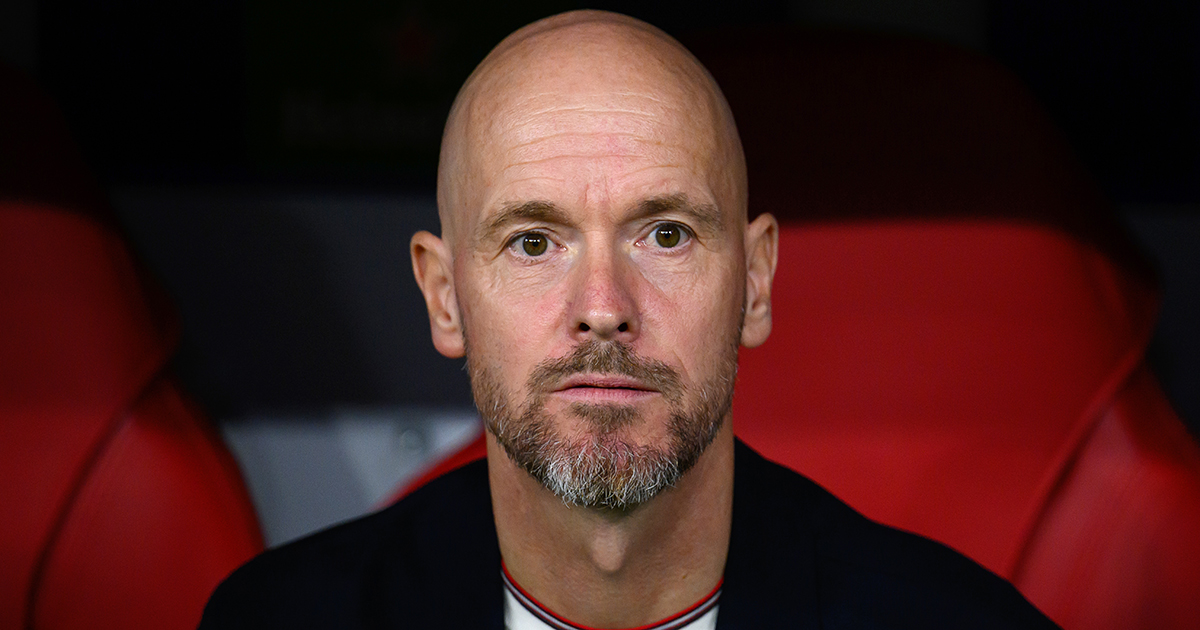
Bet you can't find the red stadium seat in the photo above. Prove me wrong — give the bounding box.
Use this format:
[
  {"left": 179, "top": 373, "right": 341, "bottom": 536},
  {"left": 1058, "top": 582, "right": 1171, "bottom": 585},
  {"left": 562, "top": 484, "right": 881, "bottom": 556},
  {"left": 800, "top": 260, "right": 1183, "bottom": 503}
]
[
  {"left": 400, "top": 29, "right": 1200, "bottom": 630},
  {"left": 1, "top": 64, "right": 263, "bottom": 630},
  {"left": 699, "top": 28, "right": 1200, "bottom": 630},
  {"left": 732, "top": 221, "right": 1200, "bottom": 630}
]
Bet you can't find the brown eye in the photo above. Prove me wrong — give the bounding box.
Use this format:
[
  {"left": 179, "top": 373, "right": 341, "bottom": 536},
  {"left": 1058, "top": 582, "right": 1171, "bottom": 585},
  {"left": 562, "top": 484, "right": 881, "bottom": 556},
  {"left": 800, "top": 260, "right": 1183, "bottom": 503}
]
[
  {"left": 653, "top": 223, "right": 683, "bottom": 248},
  {"left": 521, "top": 233, "right": 548, "bottom": 256}
]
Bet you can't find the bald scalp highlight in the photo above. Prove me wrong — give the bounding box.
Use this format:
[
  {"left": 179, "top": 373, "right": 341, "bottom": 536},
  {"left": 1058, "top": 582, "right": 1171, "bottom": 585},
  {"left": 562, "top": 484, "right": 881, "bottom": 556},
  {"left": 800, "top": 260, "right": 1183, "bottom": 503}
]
[{"left": 435, "top": 9, "right": 747, "bottom": 254}]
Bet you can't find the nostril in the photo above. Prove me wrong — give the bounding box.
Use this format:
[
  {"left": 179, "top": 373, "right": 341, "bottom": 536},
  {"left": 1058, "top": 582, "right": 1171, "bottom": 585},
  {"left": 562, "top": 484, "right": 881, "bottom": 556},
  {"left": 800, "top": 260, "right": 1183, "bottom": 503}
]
[{"left": 576, "top": 320, "right": 630, "bottom": 335}]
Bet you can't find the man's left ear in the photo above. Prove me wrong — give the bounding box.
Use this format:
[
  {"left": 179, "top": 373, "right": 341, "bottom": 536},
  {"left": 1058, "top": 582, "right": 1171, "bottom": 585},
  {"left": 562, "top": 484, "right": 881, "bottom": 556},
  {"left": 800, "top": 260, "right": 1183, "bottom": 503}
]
[{"left": 740, "top": 213, "right": 779, "bottom": 348}]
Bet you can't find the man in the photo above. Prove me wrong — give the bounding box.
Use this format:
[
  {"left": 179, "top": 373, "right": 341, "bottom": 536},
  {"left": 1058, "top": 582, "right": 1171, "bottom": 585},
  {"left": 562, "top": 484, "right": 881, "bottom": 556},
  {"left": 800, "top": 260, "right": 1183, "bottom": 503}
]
[{"left": 201, "top": 10, "right": 1057, "bottom": 629}]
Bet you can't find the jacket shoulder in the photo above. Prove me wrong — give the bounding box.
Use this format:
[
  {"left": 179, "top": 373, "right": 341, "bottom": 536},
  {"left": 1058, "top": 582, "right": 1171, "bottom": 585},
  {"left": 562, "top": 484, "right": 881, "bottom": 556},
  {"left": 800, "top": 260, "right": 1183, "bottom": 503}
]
[
  {"left": 729, "top": 441, "right": 1059, "bottom": 629},
  {"left": 198, "top": 459, "right": 502, "bottom": 629}
]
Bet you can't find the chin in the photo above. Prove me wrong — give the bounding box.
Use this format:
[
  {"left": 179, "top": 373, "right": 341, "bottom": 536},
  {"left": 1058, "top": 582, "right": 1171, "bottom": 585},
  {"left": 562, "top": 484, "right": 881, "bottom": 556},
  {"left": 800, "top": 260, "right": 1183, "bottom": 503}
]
[
  {"left": 490, "top": 401, "right": 724, "bottom": 510},
  {"left": 468, "top": 338, "right": 738, "bottom": 509},
  {"left": 561, "top": 401, "right": 668, "bottom": 439}
]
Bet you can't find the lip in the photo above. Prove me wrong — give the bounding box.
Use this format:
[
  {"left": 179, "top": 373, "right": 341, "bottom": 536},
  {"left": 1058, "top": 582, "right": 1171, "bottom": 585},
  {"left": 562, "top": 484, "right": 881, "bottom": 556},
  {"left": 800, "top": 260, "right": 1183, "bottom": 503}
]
[
  {"left": 554, "top": 374, "right": 654, "bottom": 391},
  {"left": 551, "top": 374, "right": 658, "bottom": 403}
]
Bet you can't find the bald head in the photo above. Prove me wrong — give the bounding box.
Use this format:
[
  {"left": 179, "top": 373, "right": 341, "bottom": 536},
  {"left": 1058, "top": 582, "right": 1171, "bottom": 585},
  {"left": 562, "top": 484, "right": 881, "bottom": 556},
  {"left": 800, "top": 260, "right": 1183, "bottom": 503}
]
[{"left": 436, "top": 10, "right": 746, "bottom": 250}]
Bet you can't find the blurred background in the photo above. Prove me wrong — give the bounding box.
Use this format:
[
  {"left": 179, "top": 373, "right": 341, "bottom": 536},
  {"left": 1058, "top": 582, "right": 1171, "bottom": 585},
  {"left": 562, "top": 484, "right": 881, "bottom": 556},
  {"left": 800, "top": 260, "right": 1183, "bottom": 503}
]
[{"left": 3, "top": 0, "right": 1196, "bottom": 546}]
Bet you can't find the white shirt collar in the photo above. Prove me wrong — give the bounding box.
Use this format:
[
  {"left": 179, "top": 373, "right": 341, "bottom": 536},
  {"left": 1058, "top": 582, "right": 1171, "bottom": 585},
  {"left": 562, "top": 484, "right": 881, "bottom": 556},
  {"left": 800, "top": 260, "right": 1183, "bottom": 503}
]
[{"left": 502, "top": 566, "right": 721, "bottom": 630}]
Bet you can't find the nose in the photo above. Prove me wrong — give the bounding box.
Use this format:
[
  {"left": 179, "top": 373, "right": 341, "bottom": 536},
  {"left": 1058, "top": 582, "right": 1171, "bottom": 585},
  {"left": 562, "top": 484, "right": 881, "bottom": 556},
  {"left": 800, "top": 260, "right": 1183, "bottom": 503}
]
[{"left": 570, "top": 245, "right": 639, "bottom": 341}]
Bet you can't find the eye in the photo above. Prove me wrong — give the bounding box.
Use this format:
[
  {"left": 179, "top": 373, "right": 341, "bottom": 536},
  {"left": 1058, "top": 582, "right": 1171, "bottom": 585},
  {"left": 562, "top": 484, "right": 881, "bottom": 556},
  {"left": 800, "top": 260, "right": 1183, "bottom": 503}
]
[
  {"left": 650, "top": 222, "right": 689, "bottom": 248},
  {"left": 514, "top": 232, "right": 549, "bottom": 256}
]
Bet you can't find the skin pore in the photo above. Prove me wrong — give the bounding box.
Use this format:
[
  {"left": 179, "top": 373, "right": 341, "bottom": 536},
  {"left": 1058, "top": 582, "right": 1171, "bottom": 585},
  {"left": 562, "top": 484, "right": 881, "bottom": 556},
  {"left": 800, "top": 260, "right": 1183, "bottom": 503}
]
[{"left": 411, "top": 10, "right": 778, "bottom": 628}]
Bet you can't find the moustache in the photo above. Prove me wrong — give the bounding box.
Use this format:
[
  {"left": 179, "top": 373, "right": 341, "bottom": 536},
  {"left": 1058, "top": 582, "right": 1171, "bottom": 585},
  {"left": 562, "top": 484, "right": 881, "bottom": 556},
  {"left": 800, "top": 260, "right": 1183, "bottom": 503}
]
[{"left": 526, "top": 339, "right": 683, "bottom": 402}]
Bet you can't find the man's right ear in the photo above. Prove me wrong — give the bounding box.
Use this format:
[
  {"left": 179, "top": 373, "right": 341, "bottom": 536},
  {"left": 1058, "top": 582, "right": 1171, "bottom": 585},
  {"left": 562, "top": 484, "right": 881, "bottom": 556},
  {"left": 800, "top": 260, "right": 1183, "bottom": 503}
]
[{"left": 411, "top": 231, "right": 465, "bottom": 359}]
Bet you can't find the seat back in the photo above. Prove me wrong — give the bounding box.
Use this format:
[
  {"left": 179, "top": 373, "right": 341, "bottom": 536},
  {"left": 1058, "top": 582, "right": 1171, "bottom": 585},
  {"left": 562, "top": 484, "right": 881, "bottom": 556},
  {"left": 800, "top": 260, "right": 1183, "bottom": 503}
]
[
  {"left": 688, "top": 27, "right": 1200, "bottom": 629},
  {"left": 732, "top": 220, "right": 1151, "bottom": 573},
  {"left": 0, "top": 63, "right": 263, "bottom": 630}
]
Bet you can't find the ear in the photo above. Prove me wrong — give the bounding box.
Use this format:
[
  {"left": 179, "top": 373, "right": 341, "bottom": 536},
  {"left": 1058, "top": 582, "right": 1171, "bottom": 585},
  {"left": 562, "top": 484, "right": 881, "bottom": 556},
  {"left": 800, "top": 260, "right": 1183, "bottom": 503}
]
[
  {"left": 411, "top": 231, "right": 465, "bottom": 358},
  {"left": 740, "top": 213, "right": 779, "bottom": 348}
]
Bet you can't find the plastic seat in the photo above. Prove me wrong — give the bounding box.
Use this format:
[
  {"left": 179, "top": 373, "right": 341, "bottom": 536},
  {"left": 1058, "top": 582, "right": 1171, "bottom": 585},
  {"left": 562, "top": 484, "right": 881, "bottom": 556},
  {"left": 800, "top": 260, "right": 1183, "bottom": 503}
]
[
  {"left": 732, "top": 221, "right": 1200, "bottom": 629},
  {"left": 0, "top": 63, "right": 263, "bottom": 630},
  {"left": 696, "top": 28, "right": 1200, "bottom": 630}
]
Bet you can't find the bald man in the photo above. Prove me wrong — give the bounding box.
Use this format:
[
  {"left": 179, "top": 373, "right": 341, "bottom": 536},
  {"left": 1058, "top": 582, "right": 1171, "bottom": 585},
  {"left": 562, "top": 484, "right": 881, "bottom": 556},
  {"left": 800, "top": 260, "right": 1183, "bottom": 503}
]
[{"left": 200, "top": 11, "right": 1057, "bottom": 630}]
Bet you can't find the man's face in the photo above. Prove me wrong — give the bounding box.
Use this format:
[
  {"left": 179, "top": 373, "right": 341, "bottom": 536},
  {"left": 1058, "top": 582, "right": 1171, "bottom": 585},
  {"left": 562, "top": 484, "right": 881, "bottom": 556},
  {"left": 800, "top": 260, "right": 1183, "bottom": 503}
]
[{"left": 418, "top": 25, "right": 771, "bottom": 510}]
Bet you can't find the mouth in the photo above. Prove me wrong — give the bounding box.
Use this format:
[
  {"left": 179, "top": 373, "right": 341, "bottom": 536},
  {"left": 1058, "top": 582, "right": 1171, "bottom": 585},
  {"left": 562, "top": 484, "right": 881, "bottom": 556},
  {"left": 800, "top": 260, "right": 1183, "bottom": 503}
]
[{"left": 551, "top": 374, "right": 658, "bottom": 403}]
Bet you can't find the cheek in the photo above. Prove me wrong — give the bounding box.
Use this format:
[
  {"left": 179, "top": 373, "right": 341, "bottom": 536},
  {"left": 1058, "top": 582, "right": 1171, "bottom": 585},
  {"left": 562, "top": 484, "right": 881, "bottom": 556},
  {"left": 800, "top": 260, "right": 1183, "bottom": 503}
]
[
  {"left": 635, "top": 253, "right": 744, "bottom": 373},
  {"left": 459, "top": 263, "right": 571, "bottom": 388}
]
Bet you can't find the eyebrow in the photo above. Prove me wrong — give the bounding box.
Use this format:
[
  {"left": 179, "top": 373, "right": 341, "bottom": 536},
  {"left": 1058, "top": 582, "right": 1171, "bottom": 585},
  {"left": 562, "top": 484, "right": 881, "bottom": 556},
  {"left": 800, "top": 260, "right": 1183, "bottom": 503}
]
[
  {"left": 632, "top": 193, "right": 723, "bottom": 235},
  {"left": 477, "top": 201, "right": 574, "bottom": 243},
  {"left": 476, "top": 193, "right": 723, "bottom": 243}
]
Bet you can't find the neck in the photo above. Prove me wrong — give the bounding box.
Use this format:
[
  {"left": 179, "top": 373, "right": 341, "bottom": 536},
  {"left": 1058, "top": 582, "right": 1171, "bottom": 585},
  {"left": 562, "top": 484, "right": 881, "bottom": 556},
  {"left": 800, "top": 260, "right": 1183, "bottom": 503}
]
[{"left": 488, "top": 422, "right": 734, "bottom": 629}]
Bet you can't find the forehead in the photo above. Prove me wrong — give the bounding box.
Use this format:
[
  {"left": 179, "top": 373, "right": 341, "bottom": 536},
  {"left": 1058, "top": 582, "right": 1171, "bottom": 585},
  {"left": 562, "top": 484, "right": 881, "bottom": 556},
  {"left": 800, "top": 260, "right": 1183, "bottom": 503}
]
[
  {"left": 489, "top": 96, "right": 712, "bottom": 198},
  {"left": 460, "top": 31, "right": 725, "bottom": 224}
]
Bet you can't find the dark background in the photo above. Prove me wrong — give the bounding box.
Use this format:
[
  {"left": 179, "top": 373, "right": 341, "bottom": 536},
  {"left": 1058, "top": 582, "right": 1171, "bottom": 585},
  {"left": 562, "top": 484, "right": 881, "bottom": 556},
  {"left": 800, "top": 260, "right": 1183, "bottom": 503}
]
[
  {"left": 21, "top": 0, "right": 1198, "bottom": 200},
  {"left": 4, "top": 0, "right": 1197, "bottom": 427}
]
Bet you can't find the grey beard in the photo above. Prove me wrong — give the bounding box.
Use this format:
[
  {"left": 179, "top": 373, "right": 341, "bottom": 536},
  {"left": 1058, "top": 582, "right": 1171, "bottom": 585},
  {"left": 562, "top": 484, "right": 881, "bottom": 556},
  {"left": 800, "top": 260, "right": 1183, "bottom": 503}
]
[{"left": 468, "top": 338, "right": 738, "bottom": 511}]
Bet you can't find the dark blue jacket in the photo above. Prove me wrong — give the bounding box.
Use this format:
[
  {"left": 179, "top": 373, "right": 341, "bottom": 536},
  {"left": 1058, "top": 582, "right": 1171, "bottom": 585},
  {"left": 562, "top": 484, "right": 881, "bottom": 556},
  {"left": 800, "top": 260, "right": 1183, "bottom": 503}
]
[{"left": 200, "top": 440, "right": 1058, "bottom": 629}]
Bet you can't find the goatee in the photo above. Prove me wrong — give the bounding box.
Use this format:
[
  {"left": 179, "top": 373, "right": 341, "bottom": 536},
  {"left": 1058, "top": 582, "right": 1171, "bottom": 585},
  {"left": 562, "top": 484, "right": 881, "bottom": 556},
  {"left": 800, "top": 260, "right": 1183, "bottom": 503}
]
[{"left": 469, "top": 338, "right": 737, "bottom": 511}]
